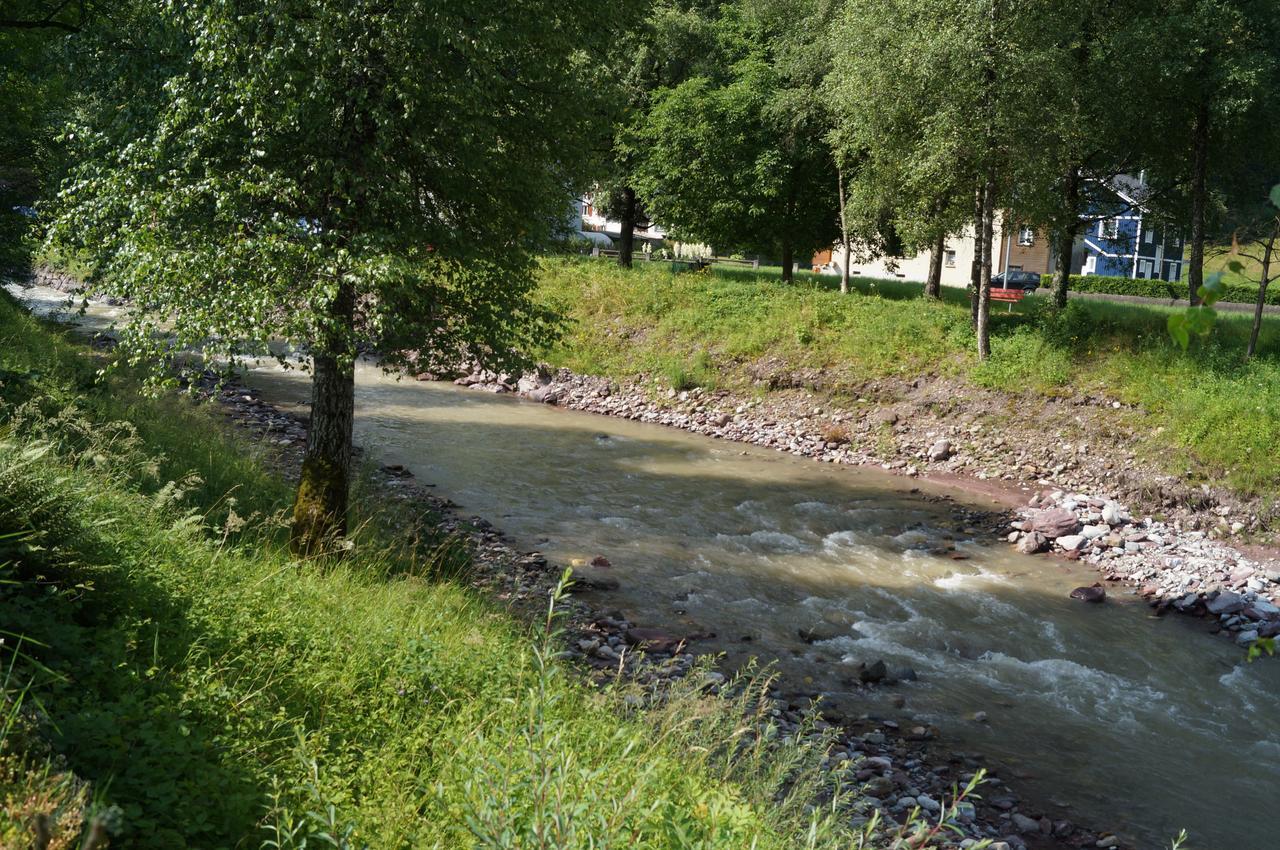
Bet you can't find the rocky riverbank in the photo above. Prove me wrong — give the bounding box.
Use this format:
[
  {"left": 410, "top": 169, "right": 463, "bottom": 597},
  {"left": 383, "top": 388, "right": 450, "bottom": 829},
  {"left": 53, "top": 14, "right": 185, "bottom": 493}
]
[{"left": 447, "top": 363, "right": 1280, "bottom": 653}]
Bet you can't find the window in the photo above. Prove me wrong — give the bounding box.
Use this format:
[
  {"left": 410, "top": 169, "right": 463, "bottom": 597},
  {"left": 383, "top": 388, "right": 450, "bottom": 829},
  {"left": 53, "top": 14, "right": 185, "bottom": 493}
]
[
  {"left": 1144, "top": 228, "right": 1154, "bottom": 244},
  {"left": 944, "top": 249, "right": 957, "bottom": 268},
  {"left": 1100, "top": 219, "right": 1119, "bottom": 239},
  {"left": 1084, "top": 255, "right": 1097, "bottom": 274},
  {"left": 1138, "top": 259, "right": 1152, "bottom": 278},
  {"left": 1017, "top": 226, "right": 1034, "bottom": 246}
]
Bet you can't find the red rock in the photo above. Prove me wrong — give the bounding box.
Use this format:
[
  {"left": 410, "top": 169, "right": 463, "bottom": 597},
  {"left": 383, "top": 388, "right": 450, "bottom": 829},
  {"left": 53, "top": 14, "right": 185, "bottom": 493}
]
[
  {"left": 589, "top": 555, "right": 612, "bottom": 568},
  {"left": 1028, "top": 508, "right": 1081, "bottom": 538}
]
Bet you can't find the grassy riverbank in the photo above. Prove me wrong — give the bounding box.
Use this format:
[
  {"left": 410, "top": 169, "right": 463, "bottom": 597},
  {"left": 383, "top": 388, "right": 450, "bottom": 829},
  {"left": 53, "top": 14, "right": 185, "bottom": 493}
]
[
  {"left": 0, "top": 292, "right": 860, "bottom": 848},
  {"left": 534, "top": 256, "right": 1280, "bottom": 500}
]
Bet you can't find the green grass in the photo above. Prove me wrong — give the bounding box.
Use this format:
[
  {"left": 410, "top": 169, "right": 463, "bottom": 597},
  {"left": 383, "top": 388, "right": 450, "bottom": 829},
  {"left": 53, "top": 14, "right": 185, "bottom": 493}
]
[
  {"left": 535, "top": 256, "right": 1280, "bottom": 499},
  {"left": 0, "top": 291, "right": 893, "bottom": 849}
]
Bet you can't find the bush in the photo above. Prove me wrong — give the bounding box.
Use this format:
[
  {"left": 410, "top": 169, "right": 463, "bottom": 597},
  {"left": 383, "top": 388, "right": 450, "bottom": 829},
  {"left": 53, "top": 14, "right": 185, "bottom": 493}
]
[{"left": 1039, "top": 274, "right": 1280, "bottom": 306}]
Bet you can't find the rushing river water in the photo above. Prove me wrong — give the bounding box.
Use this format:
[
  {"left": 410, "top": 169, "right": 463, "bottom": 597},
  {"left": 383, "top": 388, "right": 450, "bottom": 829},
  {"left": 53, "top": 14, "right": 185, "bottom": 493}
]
[{"left": 17, "top": 284, "right": 1280, "bottom": 850}]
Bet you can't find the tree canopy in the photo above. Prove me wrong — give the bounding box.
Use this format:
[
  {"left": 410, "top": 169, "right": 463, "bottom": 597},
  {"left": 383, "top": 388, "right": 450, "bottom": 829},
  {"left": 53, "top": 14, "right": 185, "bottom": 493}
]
[{"left": 46, "top": 0, "right": 632, "bottom": 552}]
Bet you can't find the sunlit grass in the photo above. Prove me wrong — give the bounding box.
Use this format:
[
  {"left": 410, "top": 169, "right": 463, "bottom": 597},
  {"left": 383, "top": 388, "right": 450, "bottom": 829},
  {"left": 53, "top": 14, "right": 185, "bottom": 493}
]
[{"left": 536, "top": 256, "right": 1280, "bottom": 498}]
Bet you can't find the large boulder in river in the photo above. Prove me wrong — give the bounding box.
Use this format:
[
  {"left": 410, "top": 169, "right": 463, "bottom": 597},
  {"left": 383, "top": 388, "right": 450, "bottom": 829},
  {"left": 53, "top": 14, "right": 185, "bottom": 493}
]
[{"left": 1028, "top": 508, "right": 1081, "bottom": 538}]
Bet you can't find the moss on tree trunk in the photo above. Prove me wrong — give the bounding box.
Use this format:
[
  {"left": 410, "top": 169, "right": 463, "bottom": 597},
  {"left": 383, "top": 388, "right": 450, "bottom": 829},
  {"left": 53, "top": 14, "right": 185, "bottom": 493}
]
[{"left": 291, "top": 283, "right": 356, "bottom": 557}]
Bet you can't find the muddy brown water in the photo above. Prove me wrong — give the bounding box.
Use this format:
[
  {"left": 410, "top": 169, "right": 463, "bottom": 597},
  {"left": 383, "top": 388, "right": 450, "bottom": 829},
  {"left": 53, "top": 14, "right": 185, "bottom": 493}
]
[{"left": 18, "top": 285, "right": 1280, "bottom": 850}]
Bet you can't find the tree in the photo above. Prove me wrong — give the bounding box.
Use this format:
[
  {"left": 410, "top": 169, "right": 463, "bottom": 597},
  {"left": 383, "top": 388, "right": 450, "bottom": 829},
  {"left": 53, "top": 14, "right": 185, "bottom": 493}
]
[
  {"left": 47, "top": 0, "right": 628, "bottom": 555},
  {"left": 828, "top": 0, "right": 1070, "bottom": 358},
  {"left": 1143, "top": 0, "right": 1279, "bottom": 305},
  {"left": 594, "top": 2, "right": 721, "bottom": 269},
  {"left": 635, "top": 0, "right": 839, "bottom": 281}
]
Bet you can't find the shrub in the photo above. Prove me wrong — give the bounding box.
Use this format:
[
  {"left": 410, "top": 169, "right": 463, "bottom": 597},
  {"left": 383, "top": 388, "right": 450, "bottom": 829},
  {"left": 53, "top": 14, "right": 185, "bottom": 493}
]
[{"left": 1039, "top": 274, "right": 1280, "bottom": 306}]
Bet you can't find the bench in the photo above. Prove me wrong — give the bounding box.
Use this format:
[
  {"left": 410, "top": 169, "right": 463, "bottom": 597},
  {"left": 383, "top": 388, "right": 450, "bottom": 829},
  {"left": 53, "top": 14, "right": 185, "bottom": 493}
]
[{"left": 990, "top": 287, "right": 1025, "bottom": 311}]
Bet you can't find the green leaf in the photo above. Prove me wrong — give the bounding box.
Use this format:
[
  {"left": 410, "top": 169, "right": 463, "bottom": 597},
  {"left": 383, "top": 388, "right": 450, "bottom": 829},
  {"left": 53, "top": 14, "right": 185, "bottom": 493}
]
[
  {"left": 1186, "top": 306, "right": 1216, "bottom": 335},
  {"left": 1167, "top": 313, "right": 1189, "bottom": 350},
  {"left": 1200, "top": 273, "right": 1226, "bottom": 307},
  {"left": 1270, "top": 184, "right": 1280, "bottom": 211},
  {"left": 1227, "top": 260, "right": 1245, "bottom": 274}
]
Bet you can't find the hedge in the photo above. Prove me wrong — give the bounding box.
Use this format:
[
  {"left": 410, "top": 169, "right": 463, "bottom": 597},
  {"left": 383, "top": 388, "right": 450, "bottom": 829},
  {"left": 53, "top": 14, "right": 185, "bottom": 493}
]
[{"left": 1037, "top": 273, "right": 1280, "bottom": 306}]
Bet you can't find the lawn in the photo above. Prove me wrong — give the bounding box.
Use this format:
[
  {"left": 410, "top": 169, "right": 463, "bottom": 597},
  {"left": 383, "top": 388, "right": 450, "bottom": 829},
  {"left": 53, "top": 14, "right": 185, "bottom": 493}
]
[{"left": 534, "top": 256, "right": 1280, "bottom": 498}]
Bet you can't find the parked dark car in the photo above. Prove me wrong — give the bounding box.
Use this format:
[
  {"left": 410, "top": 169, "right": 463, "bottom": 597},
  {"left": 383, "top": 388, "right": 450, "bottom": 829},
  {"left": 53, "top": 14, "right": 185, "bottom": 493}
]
[{"left": 991, "top": 270, "right": 1042, "bottom": 292}]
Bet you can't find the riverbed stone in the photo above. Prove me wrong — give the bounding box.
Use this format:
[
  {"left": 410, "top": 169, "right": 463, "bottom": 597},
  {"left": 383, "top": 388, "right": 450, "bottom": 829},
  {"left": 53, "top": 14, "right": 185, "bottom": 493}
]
[
  {"left": 859, "top": 659, "right": 888, "bottom": 684},
  {"left": 927, "top": 439, "right": 952, "bottom": 461},
  {"left": 1016, "top": 531, "right": 1048, "bottom": 554},
  {"left": 1206, "top": 591, "right": 1245, "bottom": 615},
  {"left": 1070, "top": 585, "right": 1106, "bottom": 603},
  {"left": 1011, "top": 813, "right": 1040, "bottom": 834},
  {"left": 1057, "top": 534, "right": 1087, "bottom": 551},
  {"left": 1029, "top": 508, "right": 1081, "bottom": 538},
  {"left": 1101, "top": 501, "right": 1125, "bottom": 526}
]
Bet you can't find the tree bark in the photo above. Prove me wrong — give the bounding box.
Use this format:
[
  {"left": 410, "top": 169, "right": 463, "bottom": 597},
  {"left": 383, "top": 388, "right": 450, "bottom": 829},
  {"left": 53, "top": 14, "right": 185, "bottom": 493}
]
[
  {"left": 1247, "top": 228, "right": 1276, "bottom": 360},
  {"left": 1188, "top": 101, "right": 1210, "bottom": 306},
  {"left": 977, "top": 174, "right": 996, "bottom": 360},
  {"left": 781, "top": 238, "right": 794, "bottom": 283},
  {"left": 926, "top": 231, "right": 945, "bottom": 299},
  {"left": 1052, "top": 165, "right": 1080, "bottom": 309},
  {"left": 618, "top": 186, "right": 636, "bottom": 269},
  {"left": 837, "top": 165, "right": 850, "bottom": 294},
  {"left": 291, "top": 281, "right": 357, "bottom": 557},
  {"left": 970, "top": 185, "right": 984, "bottom": 328}
]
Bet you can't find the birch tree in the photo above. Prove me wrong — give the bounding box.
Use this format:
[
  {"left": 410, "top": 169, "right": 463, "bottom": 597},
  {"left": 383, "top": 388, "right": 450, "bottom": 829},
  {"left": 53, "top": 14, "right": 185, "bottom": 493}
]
[{"left": 47, "top": 0, "right": 628, "bottom": 555}]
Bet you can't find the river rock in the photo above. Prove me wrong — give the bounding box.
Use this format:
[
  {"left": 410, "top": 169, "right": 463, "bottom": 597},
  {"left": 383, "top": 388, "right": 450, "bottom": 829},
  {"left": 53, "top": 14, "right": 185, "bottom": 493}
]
[
  {"left": 570, "top": 567, "right": 619, "bottom": 591},
  {"left": 927, "top": 439, "right": 953, "bottom": 461},
  {"left": 624, "top": 627, "right": 684, "bottom": 653},
  {"left": 859, "top": 659, "right": 888, "bottom": 684},
  {"left": 863, "top": 775, "right": 895, "bottom": 798},
  {"left": 1070, "top": 584, "right": 1106, "bottom": 603},
  {"left": 1017, "top": 531, "right": 1048, "bottom": 554},
  {"left": 798, "top": 623, "right": 846, "bottom": 643},
  {"left": 1029, "top": 508, "right": 1081, "bottom": 538},
  {"left": 1206, "top": 591, "right": 1245, "bottom": 615},
  {"left": 1246, "top": 599, "right": 1280, "bottom": 617},
  {"left": 1101, "top": 501, "right": 1125, "bottom": 526},
  {"left": 1057, "top": 534, "right": 1087, "bottom": 552},
  {"left": 1011, "top": 813, "right": 1040, "bottom": 834}
]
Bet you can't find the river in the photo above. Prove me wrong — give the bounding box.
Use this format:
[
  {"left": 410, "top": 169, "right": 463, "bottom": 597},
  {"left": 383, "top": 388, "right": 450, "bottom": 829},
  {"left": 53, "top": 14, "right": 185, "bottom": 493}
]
[{"left": 17, "top": 284, "right": 1280, "bottom": 849}]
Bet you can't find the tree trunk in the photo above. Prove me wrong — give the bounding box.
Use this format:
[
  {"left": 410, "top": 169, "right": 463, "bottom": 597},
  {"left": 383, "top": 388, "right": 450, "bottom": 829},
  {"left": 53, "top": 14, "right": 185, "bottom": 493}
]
[
  {"left": 926, "top": 231, "right": 945, "bottom": 299},
  {"left": 837, "top": 165, "right": 850, "bottom": 294},
  {"left": 977, "top": 174, "right": 996, "bottom": 360},
  {"left": 291, "top": 282, "right": 356, "bottom": 558},
  {"left": 1052, "top": 166, "right": 1080, "bottom": 309},
  {"left": 781, "top": 238, "right": 794, "bottom": 283},
  {"left": 1188, "top": 101, "right": 1210, "bottom": 306},
  {"left": 1247, "top": 229, "right": 1276, "bottom": 360},
  {"left": 618, "top": 186, "right": 636, "bottom": 269},
  {"left": 970, "top": 185, "right": 984, "bottom": 328}
]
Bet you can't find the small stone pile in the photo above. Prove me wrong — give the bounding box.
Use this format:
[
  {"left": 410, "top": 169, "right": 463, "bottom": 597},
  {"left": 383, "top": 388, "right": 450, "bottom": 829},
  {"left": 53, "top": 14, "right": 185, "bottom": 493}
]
[{"left": 1012, "top": 490, "right": 1280, "bottom": 646}]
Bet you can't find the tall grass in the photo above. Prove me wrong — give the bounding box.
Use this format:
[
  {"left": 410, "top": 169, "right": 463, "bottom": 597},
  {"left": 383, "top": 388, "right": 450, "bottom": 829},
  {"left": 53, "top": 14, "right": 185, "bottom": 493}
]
[{"left": 534, "top": 256, "right": 1280, "bottom": 499}]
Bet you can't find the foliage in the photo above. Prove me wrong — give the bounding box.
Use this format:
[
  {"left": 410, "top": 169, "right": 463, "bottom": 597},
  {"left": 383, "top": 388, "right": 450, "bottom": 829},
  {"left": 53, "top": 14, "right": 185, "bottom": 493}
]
[
  {"left": 1043, "top": 273, "right": 1280, "bottom": 305},
  {"left": 633, "top": 1, "right": 839, "bottom": 269},
  {"left": 45, "top": 0, "right": 626, "bottom": 382}
]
